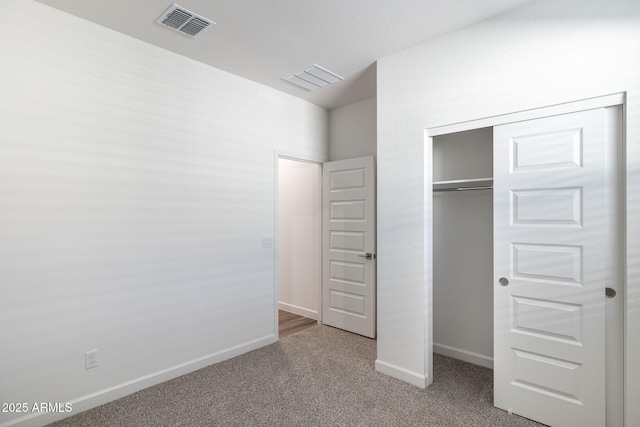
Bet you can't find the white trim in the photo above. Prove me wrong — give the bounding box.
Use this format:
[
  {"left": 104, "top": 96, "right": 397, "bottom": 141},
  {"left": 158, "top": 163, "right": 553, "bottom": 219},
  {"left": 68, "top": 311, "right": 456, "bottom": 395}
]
[
  {"left": 276, "top": 150, "right": 326, "bottom": 165},
  {"left": 624, "top": 91, "right": 639, "bottom": 427},
  {"left": 2, "top": 335, "right": 276, "bottom": 427},
  {"left": 375, "top": 359, "right": 429, "bottom": 388},
  {"left": 421, "top": 122, "right": 437, "bottom": 400},
  {"left": 278, "top": 302, "right": 319, "bottom": 321},
  {"left": 423, "top": 140, "right": 434, "bottom": 388},
  {"left": 426, "top": 93, "right": 625, "bottom": 137},
  {"left": 433, "top": 343, "right": 493, "bottom": 369}
]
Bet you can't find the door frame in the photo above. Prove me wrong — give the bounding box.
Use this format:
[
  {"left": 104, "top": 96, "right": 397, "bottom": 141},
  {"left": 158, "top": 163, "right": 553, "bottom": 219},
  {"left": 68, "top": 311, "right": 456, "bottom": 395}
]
[
  {"left": 273, "top": 151, "right": 325, "bottom": 339},
  {"left": 423, "top": 92, "right": 626, "bottom": 417}
]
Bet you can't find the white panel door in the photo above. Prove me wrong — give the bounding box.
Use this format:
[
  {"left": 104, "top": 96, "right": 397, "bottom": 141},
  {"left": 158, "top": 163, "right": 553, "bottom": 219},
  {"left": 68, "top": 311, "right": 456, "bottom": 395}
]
[
  {"left": 494, "top": 109, "right": 607, "bottom": 427},
  {"left": 323, "top": 156, "right": 376, "bottom": 338}
]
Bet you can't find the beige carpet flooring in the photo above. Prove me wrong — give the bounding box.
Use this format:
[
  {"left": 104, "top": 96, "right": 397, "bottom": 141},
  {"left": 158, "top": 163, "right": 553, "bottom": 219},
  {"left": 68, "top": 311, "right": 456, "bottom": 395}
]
[{"left": 49, "top": 325, "right": 545, "bottom": 426}]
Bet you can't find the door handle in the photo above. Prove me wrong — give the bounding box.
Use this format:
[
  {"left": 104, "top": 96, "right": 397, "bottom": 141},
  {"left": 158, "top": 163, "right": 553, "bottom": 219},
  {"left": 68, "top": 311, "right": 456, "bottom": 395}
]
[
  {"left": 498, "top": 277, "right": 509, "bottom": 286},
  {"left": 358, "top": 252, "right": 375, "bottom": 260},
  {"left": 606, "top": 287, "right": 616, "bottom": 298}
]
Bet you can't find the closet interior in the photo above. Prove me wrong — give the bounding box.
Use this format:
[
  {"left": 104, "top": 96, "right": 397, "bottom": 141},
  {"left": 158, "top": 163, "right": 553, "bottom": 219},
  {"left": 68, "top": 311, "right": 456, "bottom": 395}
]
[{"left": 432, "top": 127, "right": 494, "bottom": 369}]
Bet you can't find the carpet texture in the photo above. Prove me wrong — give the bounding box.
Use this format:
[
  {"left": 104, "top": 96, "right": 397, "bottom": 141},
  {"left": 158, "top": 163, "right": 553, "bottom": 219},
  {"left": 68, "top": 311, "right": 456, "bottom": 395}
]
[{"left": 50, "top": 325, "right": 544, "bottom": 426}]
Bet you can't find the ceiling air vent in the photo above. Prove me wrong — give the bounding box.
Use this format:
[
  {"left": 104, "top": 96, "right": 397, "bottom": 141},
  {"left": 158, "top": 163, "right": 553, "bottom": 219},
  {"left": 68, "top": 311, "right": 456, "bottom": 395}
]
[
  {"left": 156, "top": 4, "right": 214, "bottom": 38},
  {"left": 283, "top": 65, "right": 344, "bottom": 91}
]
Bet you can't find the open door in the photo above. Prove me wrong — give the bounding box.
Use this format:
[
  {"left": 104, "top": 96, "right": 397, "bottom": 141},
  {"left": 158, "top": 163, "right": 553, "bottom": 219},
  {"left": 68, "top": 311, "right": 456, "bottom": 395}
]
[
  {"left": 322, "top": 156, "right": 376, "bottom": 338},
  {"left": 493, "top": 109, "right": 607, "bottom": 427}
]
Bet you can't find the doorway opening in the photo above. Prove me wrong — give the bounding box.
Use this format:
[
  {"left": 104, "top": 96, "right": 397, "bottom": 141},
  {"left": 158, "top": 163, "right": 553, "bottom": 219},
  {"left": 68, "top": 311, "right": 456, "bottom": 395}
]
[{"left": 276, "top": 157, "right": 322, "bottom": 337}]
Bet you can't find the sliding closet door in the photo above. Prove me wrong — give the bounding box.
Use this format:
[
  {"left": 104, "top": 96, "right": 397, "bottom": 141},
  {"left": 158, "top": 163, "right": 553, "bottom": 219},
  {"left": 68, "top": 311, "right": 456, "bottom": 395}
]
[{"left": 493, "top": 109, "right": 606, "bottom": 427}]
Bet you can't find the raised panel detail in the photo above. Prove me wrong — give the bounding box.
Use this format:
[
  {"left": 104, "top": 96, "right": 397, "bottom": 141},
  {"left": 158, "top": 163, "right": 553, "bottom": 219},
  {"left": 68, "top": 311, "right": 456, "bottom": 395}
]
[
  {"left": 330, "top": 168, "right": 366, "bottom": 191},
  {"left": 511, "top": 243, "right": 582, "bottom": 286},
  {"left": 512, "top": 188, "right": 582, "bottom": 226},
  {"left": 329, "top": 290, "right": 366, "bottom": 317},
  {"left": 510, "top": 128, "right": 583, "bottom": 171},
  {"left": 330, "top": 200, "right": 366, "bottom": 221},
  {"left": 512, "top": 349, "right": 582, "bottom": 403},
  {"left": 330, "top": 260, "right": 365, "bottom": 285},
  {"left": 330, "top": 231, "right": 366, "bottom": 253},
  {"left": 512, "top": 296, "right": 582, "bottom": 343},
  {"left": 322, "top": 156, "right": 375, "bottom": 338}
]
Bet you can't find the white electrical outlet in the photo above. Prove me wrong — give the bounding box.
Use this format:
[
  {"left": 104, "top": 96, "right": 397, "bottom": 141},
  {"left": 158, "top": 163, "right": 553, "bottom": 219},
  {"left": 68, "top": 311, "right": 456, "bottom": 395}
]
[{"left": 85, "top": 350, "right": 98, "bottom": 369}]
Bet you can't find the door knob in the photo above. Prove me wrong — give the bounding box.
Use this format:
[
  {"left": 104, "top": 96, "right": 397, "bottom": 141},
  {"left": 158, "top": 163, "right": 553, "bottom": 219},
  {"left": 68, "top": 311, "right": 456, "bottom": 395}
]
[
  {"left": 605, "top": 287, "right": 616, "bottom": 298},
  {"left": 498, "top": 277, "right": 509, "bottom": 286},
  {"left": 358, "top": 252, "right": 374, "bottom": 260}
]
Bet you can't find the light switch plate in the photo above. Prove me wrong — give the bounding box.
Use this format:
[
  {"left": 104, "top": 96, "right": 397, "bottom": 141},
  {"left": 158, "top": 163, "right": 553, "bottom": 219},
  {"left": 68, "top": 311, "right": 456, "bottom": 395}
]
[{"left": 262, "top": 235, "right": 273, "bottom": 248}]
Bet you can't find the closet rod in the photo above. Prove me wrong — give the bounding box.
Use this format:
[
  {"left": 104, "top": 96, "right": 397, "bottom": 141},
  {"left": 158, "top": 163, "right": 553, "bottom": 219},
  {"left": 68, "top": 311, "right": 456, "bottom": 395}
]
[{"left": 433, "top": 186, "right": 493, "bottom": 192}]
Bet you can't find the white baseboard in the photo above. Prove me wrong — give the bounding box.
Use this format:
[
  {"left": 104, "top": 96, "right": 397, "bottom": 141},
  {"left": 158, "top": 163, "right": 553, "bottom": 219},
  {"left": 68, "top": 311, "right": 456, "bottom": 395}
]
[
  {"left": 433, "top": 342, "right": 493, "bottom": 369},
  {"left": 375, "top": 359, "right": 429, "bottom": 388},
  {"left": 278, "top": 301, "right": 319, "bottom": 320},
  {"left": 1, "top": 335, "right": 277, "bottom": 427}
]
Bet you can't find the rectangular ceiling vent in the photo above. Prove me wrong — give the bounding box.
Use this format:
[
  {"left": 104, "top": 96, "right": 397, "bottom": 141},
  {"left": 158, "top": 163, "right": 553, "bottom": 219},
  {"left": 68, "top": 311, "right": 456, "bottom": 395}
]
[
  {"left": 283, "top": 65, "right": 344, "bottom": 91},
  {"left": 156, "top": 4, "right": 214, "bottom": 38}
]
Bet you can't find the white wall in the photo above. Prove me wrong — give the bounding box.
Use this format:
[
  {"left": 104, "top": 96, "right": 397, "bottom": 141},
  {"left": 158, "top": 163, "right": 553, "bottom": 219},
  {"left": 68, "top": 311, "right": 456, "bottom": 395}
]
[
  {"left": 277, "top": 158, "right": 322, "bottom": 320},
  {"left": 376, "top": 0, "right": 640, "bottom": 425},
  {"left": 0, "top": 1, "right": 328, "bottom": 426},
  {"left": 329, "top": 97, "right": 377, "bottom": 161}
]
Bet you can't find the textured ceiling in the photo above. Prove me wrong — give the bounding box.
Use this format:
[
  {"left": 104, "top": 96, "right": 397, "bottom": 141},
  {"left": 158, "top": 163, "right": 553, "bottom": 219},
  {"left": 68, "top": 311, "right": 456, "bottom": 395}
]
[{"left": 35, "top": 0, "right": 535, "bottom": 109}]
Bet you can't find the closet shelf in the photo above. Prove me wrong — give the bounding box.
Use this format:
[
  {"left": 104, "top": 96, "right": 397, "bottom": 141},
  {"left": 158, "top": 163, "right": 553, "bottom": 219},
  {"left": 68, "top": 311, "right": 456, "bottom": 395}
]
[{"left": 433, "top": 177, "right": 493, "bottom": 192}]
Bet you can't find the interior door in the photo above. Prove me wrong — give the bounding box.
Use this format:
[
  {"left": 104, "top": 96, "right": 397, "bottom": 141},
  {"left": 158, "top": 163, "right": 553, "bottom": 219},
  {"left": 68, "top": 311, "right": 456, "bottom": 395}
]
[
  {"left": 493, "top": 109, "right": 607, "bottom": 427},
  {"left": 322, "top": 156, "right": 376, "bottom": 338}
]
